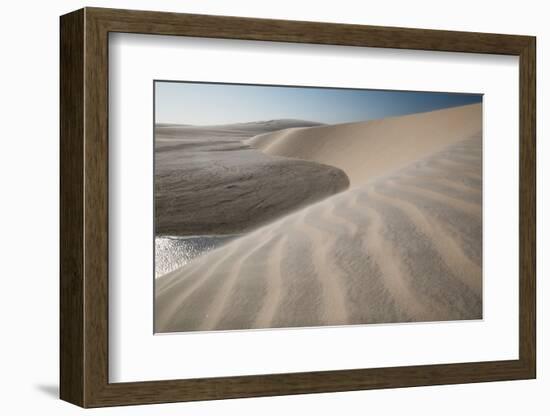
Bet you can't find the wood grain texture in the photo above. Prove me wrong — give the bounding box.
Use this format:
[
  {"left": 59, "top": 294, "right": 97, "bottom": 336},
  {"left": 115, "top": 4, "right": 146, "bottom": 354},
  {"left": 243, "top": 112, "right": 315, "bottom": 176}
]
[
  {"left": 89, "top": 7, "right": 532, "bottom": 54},
  {"left": 59, "top": 8, "right": 84, "bottom": 406},
  {"left": 518, "top": 38, "right": 536, "bottom": 375},
  {"left": 83, "top": 10, "right": 110, "bottom": 406},
  {"left": 59, "top": 7, "right": 537, "bottom": 408}
]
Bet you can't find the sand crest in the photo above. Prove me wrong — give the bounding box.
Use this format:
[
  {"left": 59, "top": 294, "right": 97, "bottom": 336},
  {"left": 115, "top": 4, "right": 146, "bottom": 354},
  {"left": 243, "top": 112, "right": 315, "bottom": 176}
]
[{"left": 248, "top": 103, "right": 482, "bottom": 186}]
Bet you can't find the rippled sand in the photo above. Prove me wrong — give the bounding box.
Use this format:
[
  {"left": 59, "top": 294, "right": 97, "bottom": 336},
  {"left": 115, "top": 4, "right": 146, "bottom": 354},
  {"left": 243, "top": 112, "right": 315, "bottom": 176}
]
[{"left": 155, "top": 104, "right": 482, "bottom": 332}]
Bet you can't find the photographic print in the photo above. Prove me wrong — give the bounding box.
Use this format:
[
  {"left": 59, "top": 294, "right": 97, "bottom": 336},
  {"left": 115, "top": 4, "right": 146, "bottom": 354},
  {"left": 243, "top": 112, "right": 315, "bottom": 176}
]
[{"left": 154, "top": 81, "right": 483, "bottom": 333}]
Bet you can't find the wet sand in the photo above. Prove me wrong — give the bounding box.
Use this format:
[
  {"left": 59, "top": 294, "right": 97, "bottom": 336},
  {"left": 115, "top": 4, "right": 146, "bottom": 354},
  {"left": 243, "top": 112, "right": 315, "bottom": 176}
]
[{"left": 155, "top": 120, "right": 349, "bottom": 235}]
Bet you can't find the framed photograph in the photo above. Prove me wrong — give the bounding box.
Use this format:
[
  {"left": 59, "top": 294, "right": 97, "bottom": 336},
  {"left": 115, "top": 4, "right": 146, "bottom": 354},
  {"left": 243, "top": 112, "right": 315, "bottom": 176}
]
[{"left": 60, "top": 7, "right": 536, "bottom": 407}]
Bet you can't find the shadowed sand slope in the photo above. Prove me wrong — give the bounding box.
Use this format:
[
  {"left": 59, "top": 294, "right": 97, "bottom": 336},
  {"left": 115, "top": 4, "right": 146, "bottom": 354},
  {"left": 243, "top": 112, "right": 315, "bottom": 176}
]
[
  {"left": 155, "top": 120, "right": 348, "bottom": 235},
  {"left": 248, "top": 103, "right": 481, "bottom": 186},
  {"left": 155, "top": 135, "right": 482, "bottom": 332}
]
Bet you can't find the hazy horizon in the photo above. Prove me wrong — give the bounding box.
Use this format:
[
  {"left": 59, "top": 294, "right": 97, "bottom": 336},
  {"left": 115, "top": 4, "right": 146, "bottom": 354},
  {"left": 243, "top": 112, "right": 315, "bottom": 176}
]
[{"left": 155, "top": 81, "right": 482, "bottom": 126}]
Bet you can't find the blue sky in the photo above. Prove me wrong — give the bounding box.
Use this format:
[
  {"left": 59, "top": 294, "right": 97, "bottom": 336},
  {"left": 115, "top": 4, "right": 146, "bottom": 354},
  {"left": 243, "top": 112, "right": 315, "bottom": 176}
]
[{"left": 155, "top": 81, "right": 482, "bottom": 126}]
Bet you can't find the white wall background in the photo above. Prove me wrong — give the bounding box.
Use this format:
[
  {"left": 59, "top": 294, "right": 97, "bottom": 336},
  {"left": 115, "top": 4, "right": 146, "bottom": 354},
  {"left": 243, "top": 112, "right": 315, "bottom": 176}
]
[{"left": 0, "top": 0, "right": 545, "bottom": 414}]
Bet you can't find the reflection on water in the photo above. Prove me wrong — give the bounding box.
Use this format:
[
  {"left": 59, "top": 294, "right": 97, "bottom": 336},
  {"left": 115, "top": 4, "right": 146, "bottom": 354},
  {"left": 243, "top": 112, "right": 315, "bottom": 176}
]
[{"left": 155, "top": 235, "right": 237, "bottom": 278}]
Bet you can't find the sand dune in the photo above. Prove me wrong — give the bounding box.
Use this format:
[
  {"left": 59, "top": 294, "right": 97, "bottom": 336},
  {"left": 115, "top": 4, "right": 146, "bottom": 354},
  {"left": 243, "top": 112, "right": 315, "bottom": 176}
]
[
  {"left": 155, "top": 131, "right": 482, "bottom": 332},
  {"left": 155, "top": 120, "right": 348, "bottom": 235},
  {"left": 248, "top": 103, "right": 481, "bottom": 186}
]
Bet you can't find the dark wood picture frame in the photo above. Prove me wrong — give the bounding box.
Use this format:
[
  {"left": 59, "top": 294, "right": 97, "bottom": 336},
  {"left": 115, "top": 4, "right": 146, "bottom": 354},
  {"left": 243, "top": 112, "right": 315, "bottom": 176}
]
[{"left": 60, "top": 7, "right": 536, "bottom": 408}]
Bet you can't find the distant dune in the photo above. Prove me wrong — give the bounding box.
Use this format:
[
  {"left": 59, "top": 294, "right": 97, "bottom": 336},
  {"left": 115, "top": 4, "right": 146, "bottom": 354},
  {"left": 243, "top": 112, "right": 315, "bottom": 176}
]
[
  {"left": 156, "top": 119, "right": 323, "bottom": 141},
  {"left": 156, "top": 104, "right": 483, "bottom": 332},
  {"left": 248, "top": 104, "right": 481, "bottom": 186}
]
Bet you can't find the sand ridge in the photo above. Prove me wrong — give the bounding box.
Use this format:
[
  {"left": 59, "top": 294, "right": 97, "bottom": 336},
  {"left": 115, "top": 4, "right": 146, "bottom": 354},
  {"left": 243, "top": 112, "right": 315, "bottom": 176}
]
[{"left": 248, "top": 103, "right": 482, "bottom": 186}]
